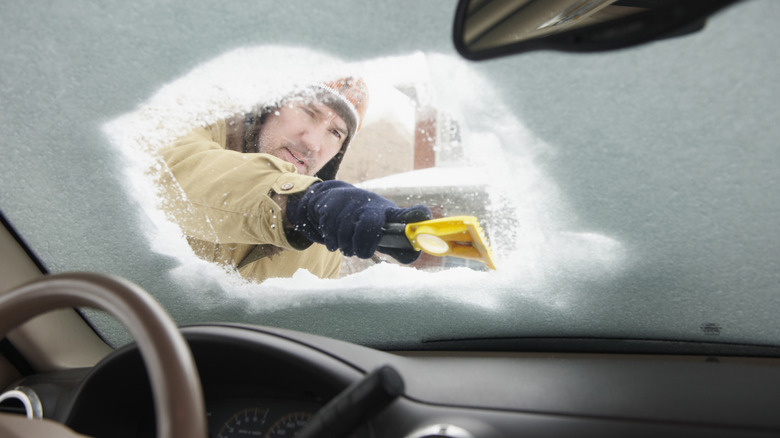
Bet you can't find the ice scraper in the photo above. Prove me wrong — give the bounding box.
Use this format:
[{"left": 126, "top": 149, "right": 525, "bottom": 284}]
[{"left": 379, "top": 216, "right": 496, "bottom": 270}]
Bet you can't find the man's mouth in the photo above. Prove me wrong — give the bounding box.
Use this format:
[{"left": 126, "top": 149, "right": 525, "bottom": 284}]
[
  {"left": 285, "top": 147, "right": 306, "bottom": 165},
  {"left": 283, "top": 147, "right": 308, "bottom": 174}
]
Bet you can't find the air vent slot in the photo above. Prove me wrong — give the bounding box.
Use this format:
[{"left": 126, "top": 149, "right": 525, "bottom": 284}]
[
  {"left": 0, "top": 386, "right": 43, "bottom": 419},
  {"left": 0, "top": 397, "right": 27, "bottom": 415}
]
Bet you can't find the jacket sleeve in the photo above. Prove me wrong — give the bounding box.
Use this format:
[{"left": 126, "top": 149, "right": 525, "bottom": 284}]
[{"left": 158, "top": 121, "right": 321, "bottom": 249}]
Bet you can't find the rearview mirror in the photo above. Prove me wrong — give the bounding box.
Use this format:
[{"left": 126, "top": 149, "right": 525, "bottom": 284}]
[{"left": 453, "top": 0, "right": 741, "bottom": 60}]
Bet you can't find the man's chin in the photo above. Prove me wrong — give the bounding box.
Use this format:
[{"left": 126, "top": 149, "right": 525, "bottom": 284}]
[
  {"left": 272, "top": 149, "right": 309, "bottom": 175},
  {"left": 294, "top": 163, "right": 309, "bottom": 175},
  {"left": 289, "top": 159, "right": 310, "bottom": 175}
]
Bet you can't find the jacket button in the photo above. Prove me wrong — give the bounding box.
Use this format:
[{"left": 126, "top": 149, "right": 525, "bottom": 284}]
[{"left": 280, "top": 182, "right": 294, "bottom": 191}]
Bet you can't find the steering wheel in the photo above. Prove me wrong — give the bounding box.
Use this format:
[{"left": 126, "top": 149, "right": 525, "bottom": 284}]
[{"left": 0, "top": 272, "right": 207, "bottom": 438}]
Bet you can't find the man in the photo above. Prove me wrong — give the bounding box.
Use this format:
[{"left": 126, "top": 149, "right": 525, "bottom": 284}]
[{"left": 158, "top": 77, "right": 431, "bottom": 282}]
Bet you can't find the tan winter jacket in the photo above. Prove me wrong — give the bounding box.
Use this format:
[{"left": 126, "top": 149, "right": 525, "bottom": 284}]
[{"left": 158, "top": 119, "right": 342, "bottom": 281}]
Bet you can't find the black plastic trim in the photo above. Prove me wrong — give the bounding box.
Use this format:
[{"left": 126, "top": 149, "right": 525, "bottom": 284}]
[
  {"left": 417, "top": 336, "right": 780, "bottom": 357},
  {"left": 0, "top": 339, "right": 35, "bottom": 377}
]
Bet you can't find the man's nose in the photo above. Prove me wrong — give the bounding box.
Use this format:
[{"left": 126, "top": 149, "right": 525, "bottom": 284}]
[{"left": 300, "top": 127, "right": 323, "bottom": 154}]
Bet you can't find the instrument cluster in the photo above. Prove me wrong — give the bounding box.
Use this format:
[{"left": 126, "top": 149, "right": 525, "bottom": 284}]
[
  {"left": 208, "top": 398, "right": 320, "bottom": 438},
  {"left": 208, "top": 397, "right": 371, "bottom": 438}
]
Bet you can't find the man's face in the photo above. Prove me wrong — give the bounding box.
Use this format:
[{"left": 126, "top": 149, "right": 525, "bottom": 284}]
[{"left": 257, "top": 98, "right": 349, "bottom": 176}]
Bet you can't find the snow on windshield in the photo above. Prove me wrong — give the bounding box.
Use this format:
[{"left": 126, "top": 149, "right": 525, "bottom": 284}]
[{"left": 104, "top": 46, "right": 625, "bottom": 333}]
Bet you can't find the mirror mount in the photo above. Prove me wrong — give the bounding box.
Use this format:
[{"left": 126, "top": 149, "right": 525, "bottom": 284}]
[{"left": 453, "top": 0, "right": 743, "bottom": 60}]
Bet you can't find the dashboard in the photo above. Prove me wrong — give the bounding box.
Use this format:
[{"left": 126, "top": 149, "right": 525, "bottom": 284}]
[{"left": 5, "top": 324, "right": 780, "bottom": 437}]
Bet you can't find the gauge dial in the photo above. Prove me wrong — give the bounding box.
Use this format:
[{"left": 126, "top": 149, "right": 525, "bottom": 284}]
[
  {"left": 264, "top": 411, "right": 312, "bottom": 437},
  {"left": 217, "top": 407, "right": 269, "bottom": 438}
]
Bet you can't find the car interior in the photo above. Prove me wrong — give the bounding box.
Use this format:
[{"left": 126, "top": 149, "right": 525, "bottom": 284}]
[{"left": 2, "top": 1, "right": 780, "bottom": 437}]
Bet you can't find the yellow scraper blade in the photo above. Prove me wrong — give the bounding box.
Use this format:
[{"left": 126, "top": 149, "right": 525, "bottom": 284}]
[{"left": 405, "top": 216, "right": 496, "bottom": 270}]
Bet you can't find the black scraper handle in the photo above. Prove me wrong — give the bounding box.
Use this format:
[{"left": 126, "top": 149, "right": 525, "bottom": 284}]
[
  {"left": 296, "top": 365, "right": 404, "bottom": 438},
  {"left": 377, "top": 223, "right": 414, "bottom": 250}
]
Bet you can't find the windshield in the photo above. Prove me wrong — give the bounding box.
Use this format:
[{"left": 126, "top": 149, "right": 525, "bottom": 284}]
[{"left": 1, "top": 0, "right": 779, "bottom": 351}]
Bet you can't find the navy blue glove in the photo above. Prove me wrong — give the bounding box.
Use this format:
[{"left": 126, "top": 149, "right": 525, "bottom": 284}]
[{"left": 286, "top": 180, "right": 432, "bottom": 264}]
